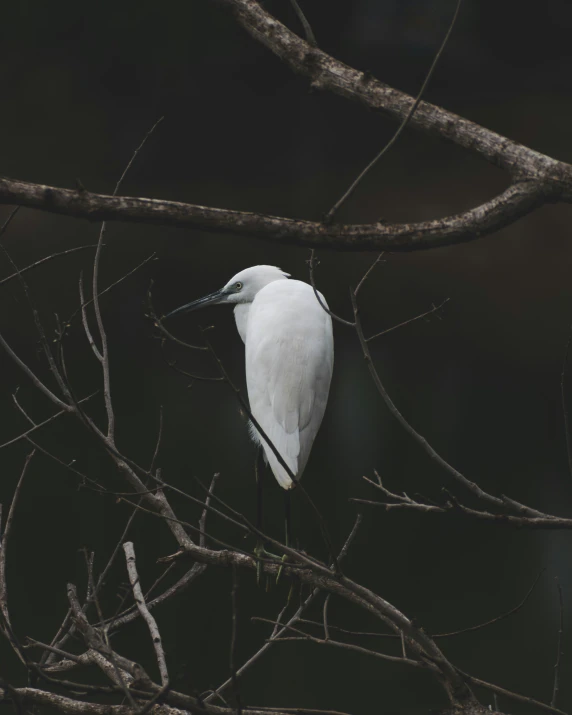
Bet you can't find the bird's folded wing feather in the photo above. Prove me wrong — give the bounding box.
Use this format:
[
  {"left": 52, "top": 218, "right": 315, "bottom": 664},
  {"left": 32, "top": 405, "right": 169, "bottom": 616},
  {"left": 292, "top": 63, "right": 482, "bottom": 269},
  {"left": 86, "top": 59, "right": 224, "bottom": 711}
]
[{"left": 245, "top": 289, "right": 333, "bottom": 488}]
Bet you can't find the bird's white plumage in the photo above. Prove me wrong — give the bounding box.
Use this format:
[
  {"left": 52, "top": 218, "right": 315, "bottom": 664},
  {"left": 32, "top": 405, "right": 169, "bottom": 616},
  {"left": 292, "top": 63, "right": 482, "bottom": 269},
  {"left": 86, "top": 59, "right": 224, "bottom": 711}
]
[
  {"left": 241, "top": 278, "right": 333, "bottom": 488},
  {"left": 170, "top": 265, "right": 333, "bottom": 490}
]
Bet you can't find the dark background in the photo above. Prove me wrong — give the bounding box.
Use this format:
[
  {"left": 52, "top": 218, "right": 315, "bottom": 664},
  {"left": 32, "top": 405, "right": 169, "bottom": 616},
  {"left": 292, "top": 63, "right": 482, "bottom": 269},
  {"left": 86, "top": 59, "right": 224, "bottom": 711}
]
[{"left": 1, "top": 0, "right": 572, "bottom": 712}]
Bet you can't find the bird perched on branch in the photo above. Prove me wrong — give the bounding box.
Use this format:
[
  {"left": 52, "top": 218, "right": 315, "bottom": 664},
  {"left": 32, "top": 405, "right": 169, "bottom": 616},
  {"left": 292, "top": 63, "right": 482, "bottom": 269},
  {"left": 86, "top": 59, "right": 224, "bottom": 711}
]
[{"left": 166, "top": 265, "right": 334, "bottom": 491}]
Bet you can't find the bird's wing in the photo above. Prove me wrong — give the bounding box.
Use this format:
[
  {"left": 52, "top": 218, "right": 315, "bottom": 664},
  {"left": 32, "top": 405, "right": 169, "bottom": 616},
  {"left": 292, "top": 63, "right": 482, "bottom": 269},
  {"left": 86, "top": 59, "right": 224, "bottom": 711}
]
[{"left": 245, "top": 282, "right": 333, "bottom": 489}]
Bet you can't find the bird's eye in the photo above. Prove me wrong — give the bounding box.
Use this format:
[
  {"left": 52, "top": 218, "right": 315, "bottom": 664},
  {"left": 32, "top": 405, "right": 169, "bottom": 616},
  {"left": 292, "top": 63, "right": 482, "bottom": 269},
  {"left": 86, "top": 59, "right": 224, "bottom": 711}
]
[{"left": 235, "top": 282, "right": 243, "bottom": 290}]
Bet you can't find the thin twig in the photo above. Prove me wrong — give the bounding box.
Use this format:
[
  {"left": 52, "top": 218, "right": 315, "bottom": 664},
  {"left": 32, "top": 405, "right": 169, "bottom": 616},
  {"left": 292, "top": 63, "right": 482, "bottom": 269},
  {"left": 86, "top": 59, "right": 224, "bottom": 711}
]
[
  {"left": 90, "top": 118, "right": 163, "bottom": 442},
  {"left": 551, "top": 578, "right": 564, "bottom": 708},
  {"left": 0, "top": 324, "right": 70, "bottom": 412},
  {"left": 0, "top": 450, "right": 35, "bottom": 661},
  {"left": 323, "top": 0, "right": 463, "bottom": 222},
  {"left": 26, "top": 638, "right": 88, "bottom": 666},
  {"left": 0, "top": 238, "right": 71, "bottom": 401},
  {"left": 0, "top": 245, "right": 97, "bottom": 289},
  {"left": 353, "top": 253, "right": 385, "bottom": 297},
  {"left": 200, "top": 473, "right": 221, "bottom": 548},
  {"left": 160, "top": 338, "right": 224, "bottom": 382},
  {"left": 0, "top": 207, "right": 20, "bottom": 239},
  {"left": 366, "top": 298, "right": 449, "bottom": 342},
  {"left": 0, "top": 404, "right": 70, "bottom": 451},
  {"left": 288, "top": 564, "right": 542, "bottom": 641},
  {"left": 189, "top": 474, "right": 332, "bottom": 574},
  {"left": 322, "top": 595, "right": 330, "bottom": 641},
  {"left": 1, "top": 451, "right": 35, "bottom": 559},
  {"left": 147, "top": 282, "right": 207, "bottom": 351},
  {"left": 560, "top": 325, "right": 572, "bottom": 481},
  {"left": 79, "top": 272, "right": 103, "bottom": 361},
  {"left": 288, "top": 0, "right": 316, "bottom": 46},
  {"left": 230, "top": 565, "right": 243, "bottom": 715},
  {"left": 307, "top": 251, "right": 354, "bottom": 327},
  {"left": 114, "top": 117, "right": 165, "bottom": 194},
  {"left": 460, "top": 670, "right": 567, "bottom": 715},
  {"left": 97, "top": 512, "right": 140, "bottom": 594},
  {"left": 70, "top": 252, "right": 157, "bottom": 336},
  {"left": 67, "top": 584, "right": 137, "bottom": 707},
  {"left": 105, "top": 563, "right": 205, "bottom": 632},
  {"left": 206, "top": 514, "right": 362, "bottom": 703},
  {"left": 91, "top": 221, "right": 115, "bottom": 440},
  {"left": 123, "top": 541, "right": 169, "bottom": 686},
  {"left": 350, "top": 290, "right": 547, "bottom": 519},
  {"left": 149, "top": 406, "right": 164, "bottom": 475},
  {"left": 136, "top": 681, "right": 172, "bottom": 715},
  {"left": 71, "top": 252, "right": 156, "bottom": 343},
  {"left": 254, "top": 618, "right": 425, "bottom": 670}
]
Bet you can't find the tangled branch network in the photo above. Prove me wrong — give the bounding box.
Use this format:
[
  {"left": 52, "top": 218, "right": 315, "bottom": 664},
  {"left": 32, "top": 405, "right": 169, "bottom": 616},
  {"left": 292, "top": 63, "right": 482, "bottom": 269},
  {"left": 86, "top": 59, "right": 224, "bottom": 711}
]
[{"left": 0, "top": 2, "right": 571, "bottom": 715}]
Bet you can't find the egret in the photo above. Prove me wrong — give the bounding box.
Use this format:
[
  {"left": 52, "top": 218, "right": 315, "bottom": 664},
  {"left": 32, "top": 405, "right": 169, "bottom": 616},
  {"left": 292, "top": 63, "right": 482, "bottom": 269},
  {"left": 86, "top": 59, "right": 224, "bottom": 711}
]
[{"left": 166, "top": 265, "right": 334, "bottom": 493}]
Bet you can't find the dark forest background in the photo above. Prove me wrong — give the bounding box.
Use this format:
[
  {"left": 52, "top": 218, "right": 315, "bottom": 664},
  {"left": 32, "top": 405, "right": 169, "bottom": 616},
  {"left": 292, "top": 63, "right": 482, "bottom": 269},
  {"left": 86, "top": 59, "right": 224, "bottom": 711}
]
[{"left": 1, "top": 1, "right": 572, "bottom": 712}]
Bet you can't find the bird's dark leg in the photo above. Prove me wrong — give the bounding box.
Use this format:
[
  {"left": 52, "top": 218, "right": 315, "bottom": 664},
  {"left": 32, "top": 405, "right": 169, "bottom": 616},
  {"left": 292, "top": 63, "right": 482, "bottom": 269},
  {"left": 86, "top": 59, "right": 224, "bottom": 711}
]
[
  {"left": 253, "top": 450, "right": 281, "bottom": 585},
  {"left": 256, "top": 449, "right": 263, "bottom": 533},
  {"left": 277, "top": 488, "right": 293, "bottom": 585},
  {"left": 284, "top": 488, "right": 292, "bottom": 548},
  {"left": 254, "top": 449, "right": 264, "bottom": 584}
]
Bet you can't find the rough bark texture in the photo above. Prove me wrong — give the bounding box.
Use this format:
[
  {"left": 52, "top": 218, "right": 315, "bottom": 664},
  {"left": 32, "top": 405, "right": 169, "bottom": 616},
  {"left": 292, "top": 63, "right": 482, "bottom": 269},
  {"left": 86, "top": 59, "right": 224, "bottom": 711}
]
[
  {"left": 0, "top": 3, "right": 568, "bottom": 714},
  {"left": 0, "top": 175, "right": 567, "bottom": 252},
  {"left": 0, "top": 1, "right": 570, "bottom": 252},
  {"left": 221, "top": 0, "right": 572, "bottom": 182}
]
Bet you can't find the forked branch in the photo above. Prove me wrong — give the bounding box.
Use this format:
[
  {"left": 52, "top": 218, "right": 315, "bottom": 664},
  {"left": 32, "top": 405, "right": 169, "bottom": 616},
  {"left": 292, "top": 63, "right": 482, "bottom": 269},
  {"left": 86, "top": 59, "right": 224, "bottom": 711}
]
[{"left": 1, "top": 1, "right": 572, "bottom": 251}]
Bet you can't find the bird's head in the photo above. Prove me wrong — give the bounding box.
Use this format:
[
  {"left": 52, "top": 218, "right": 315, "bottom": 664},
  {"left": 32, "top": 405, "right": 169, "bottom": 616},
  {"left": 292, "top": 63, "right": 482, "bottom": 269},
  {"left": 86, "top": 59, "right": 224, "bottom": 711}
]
[{"left": 165, "top": 265, "right": 290, "bottom": 318}]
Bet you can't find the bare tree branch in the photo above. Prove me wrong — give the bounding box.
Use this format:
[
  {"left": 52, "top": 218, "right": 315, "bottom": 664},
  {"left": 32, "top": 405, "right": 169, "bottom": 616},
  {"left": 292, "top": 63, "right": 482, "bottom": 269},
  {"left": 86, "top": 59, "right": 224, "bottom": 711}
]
[
  {"left": 0, "top": 450, "right": 35, "bottom": 662},
  {"left": 296, "top": 568, "right": 542, "bottom": 640},
  {"left": 219, "top": 0, "right": 569, "bottom": 182},
  {"left": 0, "top": 176, "right": 561, "bottom": 252},
  {"left": 159, "top": 540, "right": 478, "bottom": 708},
  {"left": 79, "top": 271, "right": 103, "bottom": 361},
  {"left": 4, "top": 8, "right": 559, "bottom": 714},
  {"left": 0, "top": 403, "right": 70, "bottom": 451},
  {"left": 349, "top": 294, "right": 553, "bottom": 520},
  {"left": 0, "top": 3, "right": 571, "bottom": 255},
  {"left": 206, "top": 514, "right": 363, "bottom": 704},
  {"left": 67, "top": 583, "right": 138, "bottom": 707},
  {"left": 88, "top": 117, "right": 163, "bottom": 442},
  {"left": 230, "top": 565, "right": 243, "bottom": 715},
  {"left": 287, "top": 0, "right": 316, "bottom": 47},
  {"left": 351, "top": 480, "right": 572, "bottom": 530},
  {"left": 551, "top": 579, "right": 564, "bottom": 708},
  {"left": 0, "top": 686, "right": 326, "bottom": 715},
  {"left": 123, "top": 542, "right": 169, "bottom": 686},
  {"left": 366, "top": 298, "right": 449, "bottom": 342},
  {"left": 460, "top": 671, "right": 567, "bottom": 715},
  {"left": 0, "top": 245, "right": 96, "bottom": 289},
  {"left": 255, "top": 618, "right": 424, "bottom": 669},
  {"left": 561, "top": 326, "right": 572, "bottom": 481},
  {"left": 0, "top": 323, "right": 71, "bottom": 411},
  {"left": 105, "top": 563, "right": 205, "bottom": 632}
]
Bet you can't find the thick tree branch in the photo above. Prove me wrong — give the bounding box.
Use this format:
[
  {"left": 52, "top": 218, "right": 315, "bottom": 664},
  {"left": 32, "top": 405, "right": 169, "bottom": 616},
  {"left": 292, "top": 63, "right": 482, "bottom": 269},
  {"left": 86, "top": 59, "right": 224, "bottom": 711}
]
[
  {"left": 0, "top": 687, "right": 314, "bottom": 715},
  {"left": 159, "top": 543, "right": 476, "bottom": 708},
  {"left": 220, "top": 0, "right": 572, "bottom": 184},
  {"left": 0, "top": 176, "right": 563, "bottom": 252},
  {"left": 1, "top": 2, "right": 572, "bottom": 252}
]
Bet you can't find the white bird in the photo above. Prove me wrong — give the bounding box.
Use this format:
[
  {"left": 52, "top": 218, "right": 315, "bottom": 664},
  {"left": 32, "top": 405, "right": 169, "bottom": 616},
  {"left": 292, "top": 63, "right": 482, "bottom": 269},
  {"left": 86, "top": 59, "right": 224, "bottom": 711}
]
[{"left": 166, "top": 265, "right": 334, "bottom": 490}]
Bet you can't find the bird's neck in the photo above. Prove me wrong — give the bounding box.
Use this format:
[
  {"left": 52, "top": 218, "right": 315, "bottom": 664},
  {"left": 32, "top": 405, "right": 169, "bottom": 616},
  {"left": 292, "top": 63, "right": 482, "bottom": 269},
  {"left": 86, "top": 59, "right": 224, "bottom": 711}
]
[{"left": 233, "top": 303, "right": 250, "bottom": 344}]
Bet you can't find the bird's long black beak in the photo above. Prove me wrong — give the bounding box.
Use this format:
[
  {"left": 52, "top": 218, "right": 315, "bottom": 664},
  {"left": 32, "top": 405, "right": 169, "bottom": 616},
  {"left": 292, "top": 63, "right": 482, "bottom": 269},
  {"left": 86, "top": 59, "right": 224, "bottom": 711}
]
[{"left": 165, "top": 289, "right": 225, "bottom": 319}]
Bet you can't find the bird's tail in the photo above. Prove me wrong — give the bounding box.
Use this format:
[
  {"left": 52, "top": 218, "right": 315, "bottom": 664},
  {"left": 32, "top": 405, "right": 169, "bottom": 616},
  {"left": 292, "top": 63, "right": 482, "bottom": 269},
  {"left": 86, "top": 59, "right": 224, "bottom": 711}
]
[
  {"left": 249, "top": 420, "right": 298, "bottom": 490},
  {"left": 265, "top": 448, "right": 296, "bottom": 490}
]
